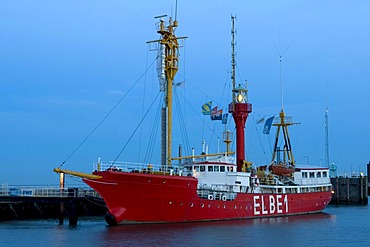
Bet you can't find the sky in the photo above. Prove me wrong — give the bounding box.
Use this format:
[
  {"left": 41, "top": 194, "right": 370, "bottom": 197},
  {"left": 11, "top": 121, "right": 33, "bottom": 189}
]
[{"left": 1, "top": 0, "right": 370, "bottom": 185}]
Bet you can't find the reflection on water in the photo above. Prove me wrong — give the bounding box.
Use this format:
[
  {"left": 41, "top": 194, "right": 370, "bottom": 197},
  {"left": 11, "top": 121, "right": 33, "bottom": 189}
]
[
  {"left": 0, "top": 206, "right": 369, "bottom": 247},
  {"left": 98, "top": 213, "right": 336, "bottom": 246}
]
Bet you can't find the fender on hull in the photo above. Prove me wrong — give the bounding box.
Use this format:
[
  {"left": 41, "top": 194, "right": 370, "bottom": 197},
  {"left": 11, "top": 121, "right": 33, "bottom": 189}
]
[
  {"left": 105, "top": 207, "right": 126, "bottom": 225},
  {"left": 105, "top": 211, "right": 117, "bottom": 226}
]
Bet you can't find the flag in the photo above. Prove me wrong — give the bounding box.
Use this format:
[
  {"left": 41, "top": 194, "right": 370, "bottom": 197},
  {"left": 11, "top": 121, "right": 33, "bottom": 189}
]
[
  {"left": 211, "top": 106, "right": 218, "bottom": 115},
  {"left": 211, "top": 109, "right": 223, "bottom": 121},
  {"left": 222, "top": 113, "right": 228, "bottom": 124},
  {"left": 263, "top": 116, "right": 275, "bottom": 134},
  {"left": 257, "top": 116, "right": 265, "bottom": 124},
  {"left": 201, "top": 101, "right": 212, "bottom": 115}
]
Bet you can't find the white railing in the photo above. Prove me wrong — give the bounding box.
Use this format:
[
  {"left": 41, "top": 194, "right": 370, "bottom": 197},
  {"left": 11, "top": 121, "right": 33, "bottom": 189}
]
[
  {"left": 94, "top": 161, "right": 192, "bottom": 176},
  {"left": 0, "top": 184, "right": 101, "bottom": 198},
  {"left": 273, "top": 116, "right": 293, "bottom": 124}
]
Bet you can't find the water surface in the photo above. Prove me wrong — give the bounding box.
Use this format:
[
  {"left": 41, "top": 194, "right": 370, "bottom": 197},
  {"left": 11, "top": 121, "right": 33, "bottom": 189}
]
[{"left": 0, "top": 206, "right": 369, "bottom": 247}]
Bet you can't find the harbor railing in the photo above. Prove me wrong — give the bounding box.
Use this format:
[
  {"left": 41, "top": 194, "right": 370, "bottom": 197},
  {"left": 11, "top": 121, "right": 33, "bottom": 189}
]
[{"left": 0, "top": 184, "right": 101, "bottom": 198}]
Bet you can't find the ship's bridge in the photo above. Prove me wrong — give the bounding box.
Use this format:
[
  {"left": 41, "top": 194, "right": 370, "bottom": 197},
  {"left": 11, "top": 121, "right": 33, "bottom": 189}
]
[
  {"left": 183, "top": 158, "right": 251, "bottom": 193},
  {"left": 293, "top": 165, "right": 331, "bottom": 185}
]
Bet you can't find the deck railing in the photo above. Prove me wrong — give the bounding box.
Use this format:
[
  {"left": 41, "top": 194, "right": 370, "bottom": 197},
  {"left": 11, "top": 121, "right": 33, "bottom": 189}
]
[{"left": 94, "top": 161, "right": 192, "bottom": 176}]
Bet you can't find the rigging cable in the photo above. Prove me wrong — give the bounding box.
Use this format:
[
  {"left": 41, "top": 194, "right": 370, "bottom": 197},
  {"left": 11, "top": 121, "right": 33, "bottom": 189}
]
[
  {"left": 143, "top": 94, "right": 163, "bottom": 164},
  {"left": 178, "top": 73, "right": 211, "bottom": 98},
  {"left": 250, "top": 113, "right": 269, "bottom": 163},
  {"left": 111, "top": 91, "right": 161, "bottom": 166},
  {"left": 174, "top": 87, "right": 191, "bottom": 155},
  {"left": 201, "top": 99, "right": 206, "bottom": 142},
  {"left": 208, "top": 71, "right": 230, "bottom": 149},
  {"left": 175, "top": 89, "right": 221, "bottom": 144},
  {"left": 138, "top": 45, "right": 150, "bottom": 162},
  {"left": 59, "top": 57, "right": 158, "bottom": 168}
]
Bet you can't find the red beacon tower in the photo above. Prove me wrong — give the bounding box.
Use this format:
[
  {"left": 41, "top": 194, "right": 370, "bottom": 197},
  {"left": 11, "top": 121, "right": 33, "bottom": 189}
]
[{"left": 228, "top": 84, "right": 252, "bottom": 172}]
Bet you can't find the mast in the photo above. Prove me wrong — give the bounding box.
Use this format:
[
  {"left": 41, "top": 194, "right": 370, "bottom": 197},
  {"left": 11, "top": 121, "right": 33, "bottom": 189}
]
[
  {"left": 228, "top": 16, "right": 252, "bottom": 172},
  {"left": 271, "top": 110, "right": 297, "bottom": 165},
  {"left": 148, "top": 16, "right": 186, "bottom": 168},
  {"left": 325, "top": 107, "right": 329, "bottom": 167},
  {"left": 271, "top": 50, "right": 298, "bottom": 166},
  {"left": 160, "top": 17, "right": 177, "bottom": 168}
]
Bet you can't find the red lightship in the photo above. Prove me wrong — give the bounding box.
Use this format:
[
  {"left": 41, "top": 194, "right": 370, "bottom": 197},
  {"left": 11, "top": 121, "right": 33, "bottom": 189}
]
[{"left": 54, "top": 15, "right": 332, "bottom": 225}]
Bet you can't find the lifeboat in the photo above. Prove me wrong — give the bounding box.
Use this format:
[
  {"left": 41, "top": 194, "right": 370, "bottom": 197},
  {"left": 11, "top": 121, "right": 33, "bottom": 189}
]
[{"left": 270, "top": 163, "right": 295, "bottom": 176}]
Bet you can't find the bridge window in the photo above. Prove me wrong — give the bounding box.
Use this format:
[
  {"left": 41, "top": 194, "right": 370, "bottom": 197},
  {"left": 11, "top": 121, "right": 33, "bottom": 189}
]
[
  {"left": 302, "top": 172, "right": 308, "bottom": 178},
  {"left": 200, "top": 166, "right": 205, "bottom": 172},
  {"left": 316, "top": 172, "right": 321, "bottom": 178},
  {"left": 323, "top": 171, "right": 328, "bottom": 177},
  {"left": 309, "top": 172, "right": 315, "bottom": 178},
  {"left": 214, "top": 166, "right": 220, "bottom": 172},
  {"left": 220, "top": 166, "right": 225, "bottom": 172},
  {"left": 208, "top": 166, "right": 213, "bottom": 172},
  {"left": 227, "top": 166, "right": 234, "bottom": 172}
]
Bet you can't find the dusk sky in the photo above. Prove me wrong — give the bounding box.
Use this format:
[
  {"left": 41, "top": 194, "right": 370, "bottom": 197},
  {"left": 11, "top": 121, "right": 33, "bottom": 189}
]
[{"left": 1, "top": 1, "right": 369, "bottom": 185}]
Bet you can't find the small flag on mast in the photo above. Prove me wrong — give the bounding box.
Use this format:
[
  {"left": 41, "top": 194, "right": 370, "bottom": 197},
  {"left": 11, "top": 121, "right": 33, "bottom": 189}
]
[
  {"left": 211, "top": 106, "right": 218, "bottom": 115},
  {"left": 211, "top": 108, "right": 223, "bottom": 121},
  {"left": 201, "top": 101, "right": 212, "bottom": 115},
  {"left": 222, "top": 113, "right": 228, "bottom": 124},
  {"left": 263, "top": 116, "right": 275, "bottom": 134}
]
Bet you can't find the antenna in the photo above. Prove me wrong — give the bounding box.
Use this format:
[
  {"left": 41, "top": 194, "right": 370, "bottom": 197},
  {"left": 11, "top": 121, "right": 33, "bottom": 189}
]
[
  {"left": 279, "top": 55, "right": 283, "bottom": 110},
  {"left": 273, "top": 33, "right": 291, "bottom": 111},
  {"left": 325, "top": 107, "right": 329, "bottom": 168},
  {"left": 175, "top": 0, "right": 178, "bottom": 21},
  {"left": 231, "top": 15, "right": 236, "bottom": 101}
]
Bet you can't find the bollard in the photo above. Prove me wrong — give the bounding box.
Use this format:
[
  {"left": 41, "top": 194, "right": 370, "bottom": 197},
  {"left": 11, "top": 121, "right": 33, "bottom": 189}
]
[
  {"left": 68, "top": 188, "right": 78, "bottom": 226},
  {"left": 58, "top": 202, "right": 64, "bottom": 225}
]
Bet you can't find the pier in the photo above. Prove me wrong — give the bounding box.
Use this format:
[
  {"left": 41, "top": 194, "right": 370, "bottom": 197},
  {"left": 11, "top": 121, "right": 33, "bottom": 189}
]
[
  {"left": 330, "top": 176, "right": 368, "bottom": 205},
  {"left": 0, "top": 185, "right": 106, "bottom": 225},
  {"left": 327, "top": 161, "right": 369, "bottom": 205}
]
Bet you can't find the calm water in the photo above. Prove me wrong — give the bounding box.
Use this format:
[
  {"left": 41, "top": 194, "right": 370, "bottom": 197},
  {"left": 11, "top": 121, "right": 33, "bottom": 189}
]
[{"left": 0, "top": 205, "right": 369, "bottom": 247}]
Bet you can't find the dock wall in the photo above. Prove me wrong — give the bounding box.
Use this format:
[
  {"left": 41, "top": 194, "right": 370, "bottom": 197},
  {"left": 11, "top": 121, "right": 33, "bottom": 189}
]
[
  {"left": 330, "top": 176, "right": 368, "bottom": 205},
  {"left": 0, "top": 186, "right": 107, "bottom": 223}
]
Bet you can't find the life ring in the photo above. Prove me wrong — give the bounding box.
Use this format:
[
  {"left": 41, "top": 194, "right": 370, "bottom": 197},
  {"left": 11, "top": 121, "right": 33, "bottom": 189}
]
[
  {"left": 208, "top": 194, "right": 214, "bottom": 200},
  {"left": 222, "top": 195, "right": 227, "bottom": 201}
]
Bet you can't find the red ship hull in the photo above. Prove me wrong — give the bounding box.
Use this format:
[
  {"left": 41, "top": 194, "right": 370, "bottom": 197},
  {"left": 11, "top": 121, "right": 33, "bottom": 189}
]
[{"left": 83, "top": 171, "right": 332, "bottom": 224}]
